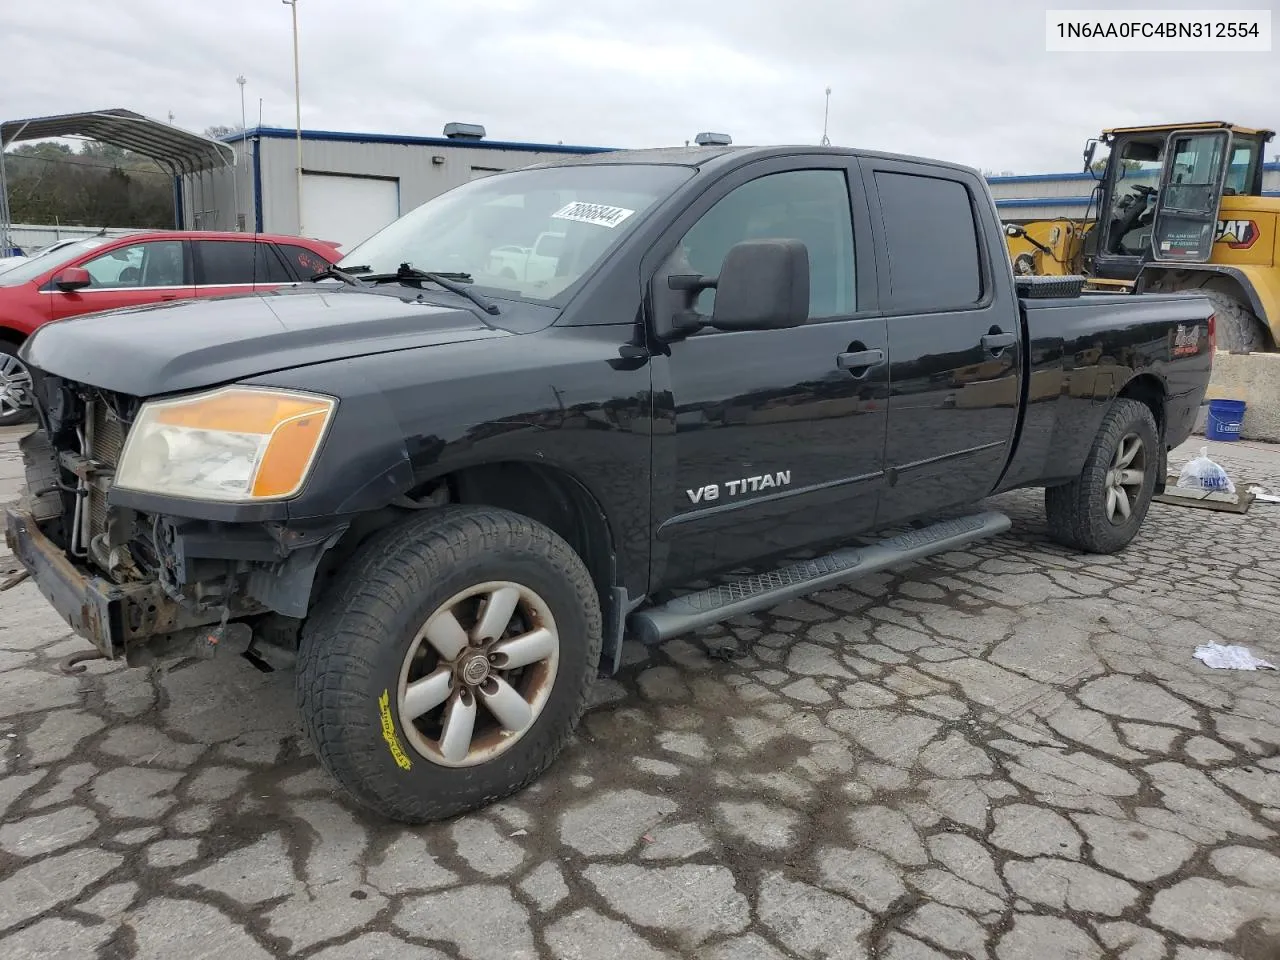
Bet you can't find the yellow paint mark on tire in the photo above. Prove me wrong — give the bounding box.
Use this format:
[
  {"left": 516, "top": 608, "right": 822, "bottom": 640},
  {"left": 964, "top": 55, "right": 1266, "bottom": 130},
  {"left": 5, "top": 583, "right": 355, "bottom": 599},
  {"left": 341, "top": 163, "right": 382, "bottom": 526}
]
[{"left": 378, "top": 689, "right": 413, "bottom": 771}]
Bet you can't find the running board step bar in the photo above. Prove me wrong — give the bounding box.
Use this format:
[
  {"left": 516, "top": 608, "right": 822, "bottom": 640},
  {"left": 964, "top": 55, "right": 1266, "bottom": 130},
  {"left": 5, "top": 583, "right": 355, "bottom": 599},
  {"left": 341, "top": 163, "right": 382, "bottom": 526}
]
[{"left": 629, "top": 510, "right": 1011, "bottom": 645}]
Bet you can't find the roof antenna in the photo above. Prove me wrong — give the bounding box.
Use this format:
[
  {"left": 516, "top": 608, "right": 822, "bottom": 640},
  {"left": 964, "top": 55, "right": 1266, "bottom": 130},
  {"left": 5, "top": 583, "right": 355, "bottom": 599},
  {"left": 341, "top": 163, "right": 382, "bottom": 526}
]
[{"left": 821, "top": 87, "right": 831, "bottom": 146}]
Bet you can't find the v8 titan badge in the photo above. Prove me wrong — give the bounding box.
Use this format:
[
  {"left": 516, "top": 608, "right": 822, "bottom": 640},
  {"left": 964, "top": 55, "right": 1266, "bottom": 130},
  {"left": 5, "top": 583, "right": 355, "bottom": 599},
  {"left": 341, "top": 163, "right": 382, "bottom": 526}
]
[{"left": 687, "top": 471, "right": 792, "bottom": 504}]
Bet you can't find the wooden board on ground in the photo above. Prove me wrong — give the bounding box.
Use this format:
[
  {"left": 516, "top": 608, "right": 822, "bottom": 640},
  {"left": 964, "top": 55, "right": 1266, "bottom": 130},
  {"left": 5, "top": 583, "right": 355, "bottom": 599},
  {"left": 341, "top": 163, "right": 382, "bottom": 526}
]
[{"left": 1154, "top": 475, "right": 1256, "bottom": 514}]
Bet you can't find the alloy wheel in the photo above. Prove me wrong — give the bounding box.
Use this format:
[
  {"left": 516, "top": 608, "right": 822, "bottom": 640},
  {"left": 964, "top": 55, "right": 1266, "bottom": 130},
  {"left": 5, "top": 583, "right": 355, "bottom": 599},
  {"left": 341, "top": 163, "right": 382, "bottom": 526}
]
[
  {"left": 1104, "top": 432, "right": 1145, "bottom": 524},
  {"left": 396, "top": 580, "right": 560, "bottom": 767}
]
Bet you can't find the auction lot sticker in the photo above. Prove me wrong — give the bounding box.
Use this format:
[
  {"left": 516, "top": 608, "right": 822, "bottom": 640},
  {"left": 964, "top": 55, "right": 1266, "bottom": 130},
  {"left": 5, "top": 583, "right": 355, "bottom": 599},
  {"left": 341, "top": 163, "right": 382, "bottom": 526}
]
[{"left": 551, "top": 202, "right": 636, "bottom": 228}]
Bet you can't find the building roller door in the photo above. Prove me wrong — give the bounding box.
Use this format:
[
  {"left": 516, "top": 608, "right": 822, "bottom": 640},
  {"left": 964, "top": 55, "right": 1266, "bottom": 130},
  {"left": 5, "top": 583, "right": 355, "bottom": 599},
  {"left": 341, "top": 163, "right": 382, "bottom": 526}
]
[{"left": 300, "top": 173, "right": 400, "bottom": 250}]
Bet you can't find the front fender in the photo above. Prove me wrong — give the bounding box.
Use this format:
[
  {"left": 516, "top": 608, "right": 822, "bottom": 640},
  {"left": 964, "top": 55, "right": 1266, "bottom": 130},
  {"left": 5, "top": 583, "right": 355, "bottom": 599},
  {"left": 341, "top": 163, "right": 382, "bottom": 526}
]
[{"left": 244, "top": 328, "right": 655, "bottom": 596}]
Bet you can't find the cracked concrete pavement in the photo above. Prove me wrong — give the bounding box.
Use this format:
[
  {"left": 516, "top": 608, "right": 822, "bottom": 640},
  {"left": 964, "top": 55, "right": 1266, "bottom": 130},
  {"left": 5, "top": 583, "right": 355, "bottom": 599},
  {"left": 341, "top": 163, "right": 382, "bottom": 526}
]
[{"left": 1, "top": 423, "right": 1279, "bottom": 959}]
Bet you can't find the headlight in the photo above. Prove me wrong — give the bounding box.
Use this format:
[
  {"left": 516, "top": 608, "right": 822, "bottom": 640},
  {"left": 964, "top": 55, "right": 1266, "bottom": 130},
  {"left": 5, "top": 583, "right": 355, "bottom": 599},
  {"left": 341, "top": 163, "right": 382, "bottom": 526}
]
[{"left": 114, "top": 386, "right": 337, "bottom": 502}]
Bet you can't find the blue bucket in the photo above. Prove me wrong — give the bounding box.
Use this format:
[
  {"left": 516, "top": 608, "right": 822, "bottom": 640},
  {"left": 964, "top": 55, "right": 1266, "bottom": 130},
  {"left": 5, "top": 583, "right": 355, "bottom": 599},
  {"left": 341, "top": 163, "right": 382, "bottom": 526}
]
[{"left": 1206, "top": 399, "right": 1245, "bottom": 441}]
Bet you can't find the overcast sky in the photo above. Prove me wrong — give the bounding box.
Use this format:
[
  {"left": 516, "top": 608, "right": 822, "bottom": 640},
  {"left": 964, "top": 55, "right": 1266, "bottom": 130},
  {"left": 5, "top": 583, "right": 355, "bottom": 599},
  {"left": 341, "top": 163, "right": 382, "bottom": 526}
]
[{"left": 3, "top": 0, "right": 1276, "bottom": 174}]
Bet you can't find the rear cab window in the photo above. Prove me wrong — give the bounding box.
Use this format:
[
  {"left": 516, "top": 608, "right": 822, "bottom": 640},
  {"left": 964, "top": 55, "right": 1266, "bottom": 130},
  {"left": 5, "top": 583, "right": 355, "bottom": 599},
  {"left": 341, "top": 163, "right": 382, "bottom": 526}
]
[
  {"left": 871, "top": 170, "right": 985, "bottom": 312},
  {"left": 277, "top": 244, "right": 330, "bottom": 281}
]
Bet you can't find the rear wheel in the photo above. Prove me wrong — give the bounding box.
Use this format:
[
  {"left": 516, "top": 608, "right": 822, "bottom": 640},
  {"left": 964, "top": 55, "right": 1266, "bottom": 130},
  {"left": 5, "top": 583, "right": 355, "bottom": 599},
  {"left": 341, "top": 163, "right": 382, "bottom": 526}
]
[
  {"left": 1202, "top": 289, "right": 1267, "bottom": 353},
  {"left": 0, "top": 342, "right": 35, "bottom": 427},
  {"left": 1045, "top": 398, "right": 1160, "bottom": 554},
  {"left": 296, "top": 505, "right": 601, "bottom": 823}
]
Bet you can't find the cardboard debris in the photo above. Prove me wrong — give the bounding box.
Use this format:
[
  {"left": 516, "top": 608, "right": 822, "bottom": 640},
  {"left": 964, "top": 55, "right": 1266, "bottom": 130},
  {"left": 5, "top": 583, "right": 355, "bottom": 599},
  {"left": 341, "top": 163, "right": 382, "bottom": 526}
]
[
  {"left": 1247, "top": 485, "right": 1280, "bottom": 504},
  {"left": 1153, "top": 475, "right": 1256, "bottom": 514}
]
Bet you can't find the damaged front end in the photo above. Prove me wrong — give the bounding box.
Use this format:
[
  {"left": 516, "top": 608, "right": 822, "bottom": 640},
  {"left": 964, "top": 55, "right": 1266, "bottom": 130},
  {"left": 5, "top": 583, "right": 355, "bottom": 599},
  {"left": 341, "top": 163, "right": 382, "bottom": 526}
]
[{"left": 3, "top": 375, "right": 346, "bottom": 667}]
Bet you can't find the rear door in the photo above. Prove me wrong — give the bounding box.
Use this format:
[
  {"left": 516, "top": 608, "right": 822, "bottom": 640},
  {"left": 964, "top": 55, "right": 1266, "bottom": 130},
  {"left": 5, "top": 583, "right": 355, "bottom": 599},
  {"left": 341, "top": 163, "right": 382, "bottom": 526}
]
[
  {"left": 50, "top": 238, "right": 193, "bottom": 320},
  {"left": 1150, "top": 129, "right": 1233, "bottom": 263},
  {"left": 860, "top": 159, "right": 1021, "bottom": 525}
]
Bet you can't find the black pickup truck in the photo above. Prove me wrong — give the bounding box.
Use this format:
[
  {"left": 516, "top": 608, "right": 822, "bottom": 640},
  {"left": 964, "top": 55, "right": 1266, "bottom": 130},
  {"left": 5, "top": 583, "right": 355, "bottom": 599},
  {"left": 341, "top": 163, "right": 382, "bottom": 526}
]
[{"left": 5, "top": 143, "right": 1214, "bottom": 823}]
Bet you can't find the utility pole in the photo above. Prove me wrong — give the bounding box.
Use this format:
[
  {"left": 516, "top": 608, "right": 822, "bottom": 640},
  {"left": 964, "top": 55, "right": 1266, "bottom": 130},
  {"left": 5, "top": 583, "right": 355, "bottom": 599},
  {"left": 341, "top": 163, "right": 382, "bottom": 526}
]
[
  {"left": 282, "top": 0, "right": 303, "bottom": 235},
  {"left": 821, "top": 87, "right": 831, "bottom": 146},
  {"left": 237, "top": 75, "right": 248, "bottom": 231}
]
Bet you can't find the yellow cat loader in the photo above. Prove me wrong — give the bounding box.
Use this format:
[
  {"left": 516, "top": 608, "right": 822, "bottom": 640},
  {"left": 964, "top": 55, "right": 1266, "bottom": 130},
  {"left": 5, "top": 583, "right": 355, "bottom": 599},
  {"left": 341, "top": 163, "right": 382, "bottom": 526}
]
[{"left": 1004, "top": 122, "right": 1278, "bottom": 352}]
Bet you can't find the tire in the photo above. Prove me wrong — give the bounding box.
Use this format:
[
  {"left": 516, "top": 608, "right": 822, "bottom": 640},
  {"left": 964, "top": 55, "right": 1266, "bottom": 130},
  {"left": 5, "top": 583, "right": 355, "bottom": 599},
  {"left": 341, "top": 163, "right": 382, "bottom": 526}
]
[
  {"left": 1044, "top": 398, "right": 1160, "bottom": 554},
  {"left": 0, "top": 341, "right": 36, "bottom": 427},
  {"left": 1202, "top": 289, "right": 1267, "bottom": 354},
  {"left": 296, "top": 505, "right": 602, "bottom": 823}
]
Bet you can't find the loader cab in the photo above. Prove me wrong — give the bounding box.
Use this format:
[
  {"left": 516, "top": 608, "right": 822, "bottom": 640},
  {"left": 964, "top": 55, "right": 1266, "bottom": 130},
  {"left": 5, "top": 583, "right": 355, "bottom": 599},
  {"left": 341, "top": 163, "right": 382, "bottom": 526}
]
[{"left": 1084, "top": 123, "right": 1272, "bottom": 282}]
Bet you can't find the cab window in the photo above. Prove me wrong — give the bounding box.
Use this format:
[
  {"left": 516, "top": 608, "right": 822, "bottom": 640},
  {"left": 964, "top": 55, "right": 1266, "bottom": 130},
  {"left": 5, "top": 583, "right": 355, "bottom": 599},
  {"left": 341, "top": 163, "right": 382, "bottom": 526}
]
[
  {"left": 1164, "top": 133, "right": 1227, "bottom": 214},
  {"left": 874, "top": 171, "right": 983, "bottom": 311},
  {"left": 194, "top": 240, "right": 258, "bottom": 285},
  {"left": 81, "top": 241, "right": 186, "bottom": 288},
  {"left": 1223, "top": 141, "right": 1260, "bottom": 196},
  {"left": 673, "top": 169, "right": 857, "bottom": 319},
  {"left": 278, "top": 243, "right": 329, "bottom": 280}
]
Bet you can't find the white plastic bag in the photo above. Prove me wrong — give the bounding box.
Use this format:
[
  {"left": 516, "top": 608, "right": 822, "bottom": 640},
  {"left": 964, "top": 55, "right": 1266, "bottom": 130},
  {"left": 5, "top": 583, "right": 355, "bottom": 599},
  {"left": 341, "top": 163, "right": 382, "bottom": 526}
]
[{"left": 1177, "top": 447, "right": 1235, "bottom": 494}]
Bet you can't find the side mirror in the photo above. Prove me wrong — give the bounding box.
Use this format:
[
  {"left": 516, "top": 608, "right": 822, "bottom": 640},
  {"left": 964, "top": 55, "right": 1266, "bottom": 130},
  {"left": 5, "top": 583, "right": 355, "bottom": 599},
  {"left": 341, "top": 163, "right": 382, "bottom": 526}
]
[
  {"left": 709, "top": 239, "right": 809, "bottom": 332},
  {"left": 53, "top": 267, "right": 91, "bottom": 292},
  {"left": 1082, "top": 138, "right": 1098, "bottom": 174}
]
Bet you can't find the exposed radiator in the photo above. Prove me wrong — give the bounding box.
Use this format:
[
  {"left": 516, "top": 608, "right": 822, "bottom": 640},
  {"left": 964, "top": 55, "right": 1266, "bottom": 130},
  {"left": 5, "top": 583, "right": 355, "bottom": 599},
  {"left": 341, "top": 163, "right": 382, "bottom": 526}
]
[{"left": 87, "top": 401, "right": 128, "bottom": 543}]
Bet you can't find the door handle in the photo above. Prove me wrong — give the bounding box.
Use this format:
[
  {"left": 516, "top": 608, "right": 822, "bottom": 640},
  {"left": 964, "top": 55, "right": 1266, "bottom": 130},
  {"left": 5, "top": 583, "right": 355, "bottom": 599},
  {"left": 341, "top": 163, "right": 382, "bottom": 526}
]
[
  {"left": 981, "top": 332, "right": 1016, "bottom": 354},
  {"left": 836, "top": 349, "right": 885, "bottom": 376}
]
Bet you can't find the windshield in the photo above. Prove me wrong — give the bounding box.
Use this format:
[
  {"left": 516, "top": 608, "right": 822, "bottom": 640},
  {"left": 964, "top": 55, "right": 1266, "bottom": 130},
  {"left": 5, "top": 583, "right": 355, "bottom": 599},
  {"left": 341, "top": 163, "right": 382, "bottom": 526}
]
[
  {"left": 0, "top": 237, "right": 114, "bottom": 287},
  {"left": 337, "top": 163, "right": 693, "bottom": 302}
]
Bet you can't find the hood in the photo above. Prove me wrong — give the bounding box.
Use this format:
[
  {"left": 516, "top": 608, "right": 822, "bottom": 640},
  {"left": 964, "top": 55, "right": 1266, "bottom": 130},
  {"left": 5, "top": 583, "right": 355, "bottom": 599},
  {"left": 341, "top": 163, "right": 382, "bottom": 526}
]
[{"left": 22, "top": 287, "right": 510, "bottom": 397}]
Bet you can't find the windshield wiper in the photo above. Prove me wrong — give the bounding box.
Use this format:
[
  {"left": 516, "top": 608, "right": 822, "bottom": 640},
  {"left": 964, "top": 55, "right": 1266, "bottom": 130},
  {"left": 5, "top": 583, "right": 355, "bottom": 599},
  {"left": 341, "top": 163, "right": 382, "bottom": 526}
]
[
  {"left": 309, "top": 265, "right": 368, "bottom": 287},
  {"left": 361, "top": 263, "right": 501, "bottom": 315}
]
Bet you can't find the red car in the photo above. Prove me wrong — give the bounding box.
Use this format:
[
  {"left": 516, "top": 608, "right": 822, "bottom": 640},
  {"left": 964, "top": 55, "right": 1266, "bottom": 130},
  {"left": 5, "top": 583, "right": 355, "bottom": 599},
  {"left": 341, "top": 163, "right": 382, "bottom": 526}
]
[{"left": 0, "top": 231, "right": 341, "bottom": 425}]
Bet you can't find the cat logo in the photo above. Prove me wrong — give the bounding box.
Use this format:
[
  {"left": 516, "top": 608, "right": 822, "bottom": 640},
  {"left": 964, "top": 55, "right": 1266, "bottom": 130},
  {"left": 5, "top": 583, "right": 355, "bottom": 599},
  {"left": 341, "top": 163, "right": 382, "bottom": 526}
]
[{"left": 1214, "top": 219, "right": 1258, "bottom": 250}]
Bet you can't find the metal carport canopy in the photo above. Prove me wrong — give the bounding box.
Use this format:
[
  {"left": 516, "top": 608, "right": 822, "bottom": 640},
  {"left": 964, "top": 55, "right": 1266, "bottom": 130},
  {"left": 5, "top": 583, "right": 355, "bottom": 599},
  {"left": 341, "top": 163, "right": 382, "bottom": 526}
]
[
  {"left": 0, "top": 108, "right": 233, "bottom": 174},
  {"left": 0, "top": 109, "right": 234, "bottom": 248}
]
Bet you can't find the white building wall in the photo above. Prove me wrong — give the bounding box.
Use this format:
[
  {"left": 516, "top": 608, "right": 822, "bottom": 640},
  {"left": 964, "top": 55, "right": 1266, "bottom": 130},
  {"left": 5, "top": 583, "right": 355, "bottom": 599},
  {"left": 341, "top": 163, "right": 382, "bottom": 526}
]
[
  {"left": 257, "top": 133, "right": 608, "bottom": 243},
  {"left": 179, "top": 137, "right": 1280, "bottom": 235},
  {"left": 179, "top": 130, "right": 610, "bottom": 244}
]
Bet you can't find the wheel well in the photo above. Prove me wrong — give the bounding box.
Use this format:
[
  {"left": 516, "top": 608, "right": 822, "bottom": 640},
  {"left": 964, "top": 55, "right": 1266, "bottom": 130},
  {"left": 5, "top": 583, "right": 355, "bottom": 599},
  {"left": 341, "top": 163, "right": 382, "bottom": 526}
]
[
  {"left": 444, "top": 461, "right": 616, "bottom": 599},
  {"left": 0, "top": 327, "right": 25, "bottom": 349},
  {"left": 1117, "top": 374, "right": 1165, "bottom": 440},
  {"left": 304, "top": 460, "right": 620, "bottom": 663}
]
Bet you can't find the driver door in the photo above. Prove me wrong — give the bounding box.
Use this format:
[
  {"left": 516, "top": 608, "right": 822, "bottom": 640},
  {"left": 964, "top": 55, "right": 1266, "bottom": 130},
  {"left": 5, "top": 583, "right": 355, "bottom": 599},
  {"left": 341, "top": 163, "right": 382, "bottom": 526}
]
[
  {"left": 1149, "top": 129, "right": 1232, "bottom": 263},
  {"left": 50, "top": 239, "right": 193, "bottom": 320}
]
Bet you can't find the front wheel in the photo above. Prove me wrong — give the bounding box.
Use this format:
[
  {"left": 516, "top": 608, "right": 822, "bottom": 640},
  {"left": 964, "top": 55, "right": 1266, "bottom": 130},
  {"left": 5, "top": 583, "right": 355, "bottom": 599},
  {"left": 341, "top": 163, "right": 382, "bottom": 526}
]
[
  {"left": 0, "top": 342, "right": 35, "bottom": 427},
  {"left": 296, "top": 506, "right": 602, "bottom": 823},
  {"left": 1044, "top": 398, "right": 1160, "bottom": 554}
]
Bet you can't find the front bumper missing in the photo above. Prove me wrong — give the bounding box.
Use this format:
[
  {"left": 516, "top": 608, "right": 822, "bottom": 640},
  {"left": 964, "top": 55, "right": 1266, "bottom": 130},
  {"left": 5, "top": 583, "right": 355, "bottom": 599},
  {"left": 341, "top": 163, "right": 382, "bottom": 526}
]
[{"left": 3, "top": 505, "right": 219, "bottom": 660}]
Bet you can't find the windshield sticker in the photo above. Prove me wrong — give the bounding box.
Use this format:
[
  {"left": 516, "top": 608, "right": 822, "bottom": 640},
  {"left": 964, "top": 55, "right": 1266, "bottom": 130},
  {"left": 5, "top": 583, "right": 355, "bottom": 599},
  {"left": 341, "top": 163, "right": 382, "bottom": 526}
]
[{"left": 550, "top": 202, "right": 636, "bottom": 229}]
